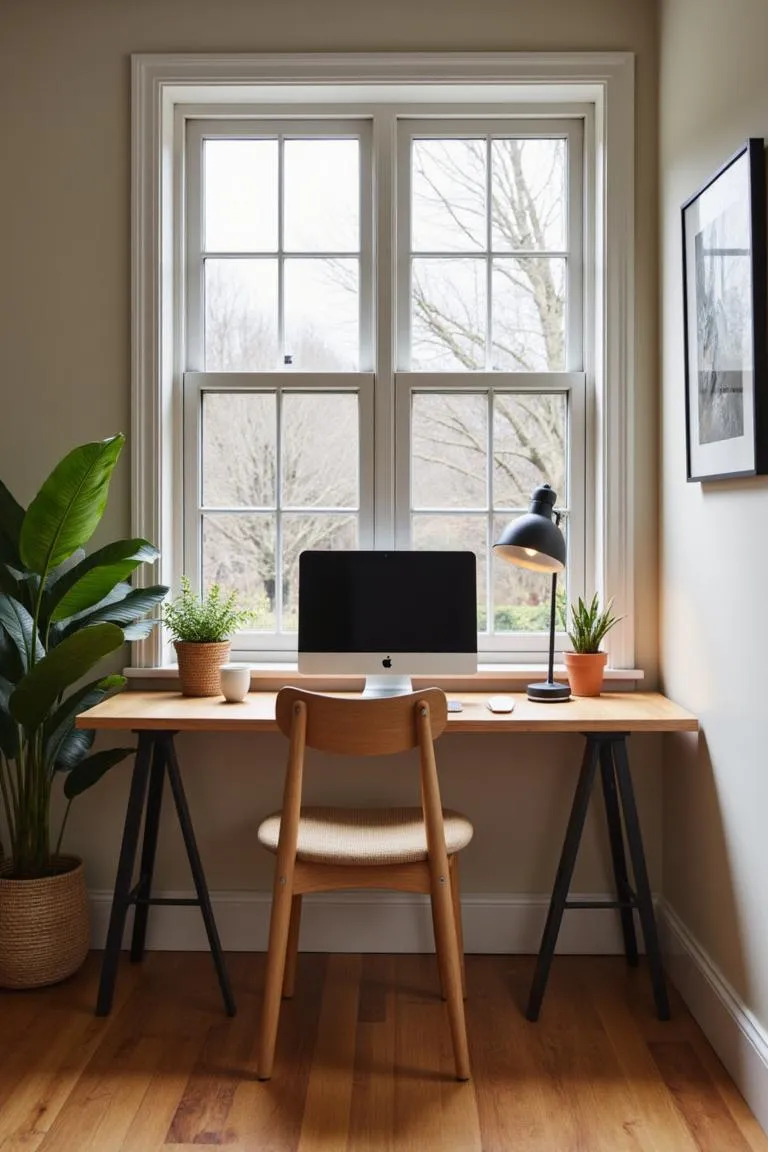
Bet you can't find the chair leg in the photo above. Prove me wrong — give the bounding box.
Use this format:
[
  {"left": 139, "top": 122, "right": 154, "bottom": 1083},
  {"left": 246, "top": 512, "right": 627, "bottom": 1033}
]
[
  {"left": 449, "top": 855, "right": 467, "bottom": 999},
  {"left": 257, "top": 878, "right": 296, "bottom": 1080},
  {"left": 282, "top": 895, "right": 302, "bottom": 999},
  {"left": 430, "top": 869, "right": 471, "bottom": 1081},
  {"left": 430, "top": 888, "right": 449, "bottom": 1000}
]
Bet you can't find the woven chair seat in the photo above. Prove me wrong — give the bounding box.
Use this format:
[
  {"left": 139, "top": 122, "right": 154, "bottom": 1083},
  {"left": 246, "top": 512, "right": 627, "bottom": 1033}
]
[{"left": 257, "top": 805, "right": 474, "bottom": 866}]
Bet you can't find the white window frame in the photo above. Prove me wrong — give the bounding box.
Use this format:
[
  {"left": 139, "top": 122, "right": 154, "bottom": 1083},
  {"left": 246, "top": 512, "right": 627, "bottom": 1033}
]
[
  {"left": 185, "top": 118, "right": 374, "bottom": 371},
  {"left": 131, "top": 52, "right": 636, "bottom": 671}
]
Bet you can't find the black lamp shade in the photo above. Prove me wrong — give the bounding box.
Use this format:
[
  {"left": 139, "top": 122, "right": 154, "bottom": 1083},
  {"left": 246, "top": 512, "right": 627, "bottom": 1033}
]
[{"left": 493, "top": 485, "right": 565, "bottom": 572}]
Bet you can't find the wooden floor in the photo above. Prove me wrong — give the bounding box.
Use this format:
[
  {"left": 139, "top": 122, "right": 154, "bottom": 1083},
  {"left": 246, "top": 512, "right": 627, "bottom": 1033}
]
[{"left": 0, "top": 952, "right": 766, "bottom": 1152}]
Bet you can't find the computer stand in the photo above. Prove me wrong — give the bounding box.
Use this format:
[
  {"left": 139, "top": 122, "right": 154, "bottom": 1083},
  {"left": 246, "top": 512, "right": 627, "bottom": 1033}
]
[{"left": 362, "top": 674, "right": 414, "bottom": 698}]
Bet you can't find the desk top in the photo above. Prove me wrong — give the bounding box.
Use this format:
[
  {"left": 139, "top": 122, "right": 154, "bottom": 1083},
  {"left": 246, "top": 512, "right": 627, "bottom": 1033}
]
[{"left": 76, "top": 690, "right": 697, "bottom": 734}]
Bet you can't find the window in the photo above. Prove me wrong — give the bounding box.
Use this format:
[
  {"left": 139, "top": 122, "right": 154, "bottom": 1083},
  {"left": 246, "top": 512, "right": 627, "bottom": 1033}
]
[
  {"left": 394, "top": 122, "right": 584, "bottom": 656},
  {"left": 184, "top": 123, "right": 374, "bottom": 652},
  {"left": 184, "top": 113, "right": 584, "bottom": 660},
  {"left": 132, "top": 54, "right": 636, "bottom": 669}
]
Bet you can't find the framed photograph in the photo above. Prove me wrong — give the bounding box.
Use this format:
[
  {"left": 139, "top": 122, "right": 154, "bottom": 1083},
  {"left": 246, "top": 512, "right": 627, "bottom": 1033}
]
[{"left": 682, "top": 138, "right": 768, "bottom": 481}]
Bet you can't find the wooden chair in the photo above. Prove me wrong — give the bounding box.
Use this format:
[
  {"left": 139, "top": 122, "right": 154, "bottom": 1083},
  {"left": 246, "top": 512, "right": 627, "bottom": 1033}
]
[{"left": 256, "top": 686, "right": 473, "bottom": 1081}]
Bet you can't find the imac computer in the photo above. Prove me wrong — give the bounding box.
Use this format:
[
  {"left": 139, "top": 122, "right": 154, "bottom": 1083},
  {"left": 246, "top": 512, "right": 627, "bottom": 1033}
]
[{"left": 298, "top": 550, "right": 477, "bottom": 697}]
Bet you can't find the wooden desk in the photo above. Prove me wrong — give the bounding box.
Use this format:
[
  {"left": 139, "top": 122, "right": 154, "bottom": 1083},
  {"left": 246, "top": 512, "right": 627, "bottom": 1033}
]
[{"left": 77, "top": 690, "right": 697, "bottom": 1023}]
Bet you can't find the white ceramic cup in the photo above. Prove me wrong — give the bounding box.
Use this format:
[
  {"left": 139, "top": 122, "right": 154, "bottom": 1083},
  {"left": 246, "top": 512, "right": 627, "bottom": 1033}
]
[{"left": 219, "top": 663, "right": 251, "bottom": 702}]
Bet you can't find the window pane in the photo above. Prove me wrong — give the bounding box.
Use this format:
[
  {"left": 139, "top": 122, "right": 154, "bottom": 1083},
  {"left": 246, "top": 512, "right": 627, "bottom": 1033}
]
[
  {"left": 284, "top": 139, "right": 360, "bottom": 252},
  {"left": 411, "top": 514, "right": 486, "bottom": 630},
  {"left": 282, "top": 392, "right": 359, "bottom": 508},
  {"left": 205, "top": 259, "right": 278, "bottom": 371},
  {"left": 284, "top": 258, "right": 359, "bottom": 370},
  {"left": 491, "top": 139, "right": 566, "bottom": 252},
  {"left": 411, "top": 258, "right": 486, "bottom": 370},
  {"left": 412, "top": 139, "right": 486, "bottom": 252},
  {"left": 493, "top": 393, "right": 567, "bottom": 508},
  {"left": 411, "top": 392, "right": 487, "bottom": 509},
  {"left": 491, "top": 257, "right": 566, "bottom": 371},
  {"left": 492, "top": 513, "right": 568, "bottom": 633},
  {"left": 204, "top": 139, "right": 278, "bottom": 253},
  {"left": 202, "top": 513, "right": 276, "bottom": 630},
  {"left": 282, "top": 514, "right": 358, "bottom": 632},
  {"left": 202, "top": 392, "right": 276, "bottom": 508}
]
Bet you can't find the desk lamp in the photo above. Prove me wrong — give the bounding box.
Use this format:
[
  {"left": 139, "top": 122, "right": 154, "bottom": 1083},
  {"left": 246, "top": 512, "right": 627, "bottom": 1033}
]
[{"left": 493, "top": 484, "right": 570, "bottom": 702}]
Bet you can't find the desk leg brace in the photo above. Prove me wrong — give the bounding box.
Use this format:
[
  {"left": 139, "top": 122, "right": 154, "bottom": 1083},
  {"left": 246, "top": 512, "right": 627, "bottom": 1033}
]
[
  {"left": 96, "top": 730, "right": 236, "bottom": 1018},
  {"left": 525, "top": 733, "right": 669, "bottom": 1023}
]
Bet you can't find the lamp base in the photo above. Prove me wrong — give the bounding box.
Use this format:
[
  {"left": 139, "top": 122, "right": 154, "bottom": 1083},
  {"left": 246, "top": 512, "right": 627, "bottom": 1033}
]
[{"left": 527, "top": 680, "right": 571, "bottom": 702}]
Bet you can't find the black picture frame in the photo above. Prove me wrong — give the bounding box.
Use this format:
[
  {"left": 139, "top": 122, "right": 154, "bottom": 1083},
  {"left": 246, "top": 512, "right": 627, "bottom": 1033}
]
[{"left": 681, "top": 138, "right": 768, "bottom": 482}]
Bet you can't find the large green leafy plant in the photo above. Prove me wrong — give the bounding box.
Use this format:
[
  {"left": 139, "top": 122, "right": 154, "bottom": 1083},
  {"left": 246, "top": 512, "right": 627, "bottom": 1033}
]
[{"left": 0, "top": 435, "right": 167, "bottom": 878}]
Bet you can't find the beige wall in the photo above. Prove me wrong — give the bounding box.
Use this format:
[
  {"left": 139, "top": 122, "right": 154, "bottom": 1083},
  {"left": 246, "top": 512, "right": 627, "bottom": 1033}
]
[
  {"left": 0, "top": 0, "right": 660, "bottom": 901},
  {"left": 660, "top": 0, "right": 768, "bottom": 1023}
]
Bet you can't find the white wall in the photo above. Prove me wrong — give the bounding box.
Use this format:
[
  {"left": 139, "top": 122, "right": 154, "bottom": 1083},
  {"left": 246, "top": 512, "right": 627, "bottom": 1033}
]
[
  {"left": 0, "top": 0, "right": 660, "bottom": 923},
  {"left": 660, "top": 0, "right": 768, "bottom": 1035}
]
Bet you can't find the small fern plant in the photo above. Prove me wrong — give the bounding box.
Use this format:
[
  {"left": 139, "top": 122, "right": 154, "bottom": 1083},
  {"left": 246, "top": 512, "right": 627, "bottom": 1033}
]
[
  {"left": 164, "top": 577, "right": 255, "bottom": 643},
  {"left": 564, "top": 593, "right": 623, "bottom": 654}
]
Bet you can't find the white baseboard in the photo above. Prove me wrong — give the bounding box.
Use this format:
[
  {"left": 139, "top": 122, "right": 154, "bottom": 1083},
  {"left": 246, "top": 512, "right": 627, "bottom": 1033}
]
[
  {"left": 661, "top": 901, "right": 768, "bottom": 1135},
  {"left": 89, "top": 889, "right": 639, "bottom": 955}
]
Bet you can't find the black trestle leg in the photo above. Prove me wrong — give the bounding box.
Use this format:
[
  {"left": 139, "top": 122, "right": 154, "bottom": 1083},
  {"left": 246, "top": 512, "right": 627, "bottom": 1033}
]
[
  {"left": 96, "top": 732, "right": 154, "bottom": 1016},
  {"left": 163, "top": 734, "right": 236, "bottom": 1017},
  {"left": 130, "top": 737, "right": 167, "bottom": 962},
  {"left": 599, "top": 739, "right": 639, "bottom": 967},
  {"left": 613, "top": 737, "right": 670, "bottom": 1021},
  {"left": 526, "top": 738, "right": 600, "bottom": 1022}
]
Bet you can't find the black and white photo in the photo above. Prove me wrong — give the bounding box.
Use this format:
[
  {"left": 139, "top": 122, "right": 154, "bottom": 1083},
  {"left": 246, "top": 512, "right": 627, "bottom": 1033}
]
[{"left": 682, "top": 138, "right": 767, "bottom": 480}]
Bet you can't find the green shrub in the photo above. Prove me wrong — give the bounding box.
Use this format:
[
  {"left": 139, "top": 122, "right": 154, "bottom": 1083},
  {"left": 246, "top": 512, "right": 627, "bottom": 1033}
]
[{"left": 477, "top": 603, "right": 557, "bottom": 633}]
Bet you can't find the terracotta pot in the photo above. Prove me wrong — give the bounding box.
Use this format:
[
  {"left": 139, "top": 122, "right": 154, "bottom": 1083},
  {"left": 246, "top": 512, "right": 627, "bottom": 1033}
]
[
  {"left": 174, "top": 640, "right": 231, "bottom": 696},
  {"left": 0, "top": 855, "right": 90, "bottom": 989},
  {"left": 564, "top": 650, "right": 608, "bottom": 697}
]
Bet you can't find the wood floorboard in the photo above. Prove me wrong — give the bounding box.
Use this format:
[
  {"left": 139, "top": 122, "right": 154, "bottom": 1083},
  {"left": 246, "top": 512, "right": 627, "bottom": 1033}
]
[
  {"left": 296, "top": 954, "right": 361, "bottom": 1152},
  {"left": 649, "top": 1040, "right": 754, "bottom": 1152},
  {"left": 0, "top": 952, "right": 765, "bottom": 1152},
  {"left": 347, "top": 955, "right": 397, "bottom": 1152},
  {"left": 224, "top": 953, "right": 326, "bottom": 1152},
  {"left": 392, "top": 954, "right": 455, "bottom": 1152}
]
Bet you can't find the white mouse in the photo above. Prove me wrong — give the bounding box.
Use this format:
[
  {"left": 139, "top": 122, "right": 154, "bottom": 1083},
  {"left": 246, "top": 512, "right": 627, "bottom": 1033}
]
[{"left": 487, "top": 696, "right": 516, "bottom": 713}]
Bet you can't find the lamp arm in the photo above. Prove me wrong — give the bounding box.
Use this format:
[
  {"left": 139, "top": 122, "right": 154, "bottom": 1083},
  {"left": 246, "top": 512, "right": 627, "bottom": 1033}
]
[
  {"left": 548, "top": 570, "right": 558, "bottom": 685},
  {"left": 548, "top": 508, "right": 563, "bottom": 684}
]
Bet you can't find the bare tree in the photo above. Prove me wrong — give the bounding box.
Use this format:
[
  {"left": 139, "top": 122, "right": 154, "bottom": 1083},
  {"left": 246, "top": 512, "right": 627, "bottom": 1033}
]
[
  {"left": 202, "top": 264, "right": 358, "bottom": 622},
  {"left": 407, "top": 138, "right": 569, "bottom": 620}
]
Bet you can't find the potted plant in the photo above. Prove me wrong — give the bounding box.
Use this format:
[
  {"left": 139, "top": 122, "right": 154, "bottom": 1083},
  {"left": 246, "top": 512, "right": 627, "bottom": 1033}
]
[
  {"left": 0, "top": 434, "right": 167, "bottom": 988},
  {"left": 164, "top": 577, "right": 255, "bottom": 696},
  {"left": 562, "top": 594, "right": 623, "bottom": 697}
]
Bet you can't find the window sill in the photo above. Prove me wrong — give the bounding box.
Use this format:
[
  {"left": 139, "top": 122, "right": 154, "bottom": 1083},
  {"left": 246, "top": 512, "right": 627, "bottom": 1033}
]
[{"left": 124, "top": 663, "right": 645, "bottom": 693}]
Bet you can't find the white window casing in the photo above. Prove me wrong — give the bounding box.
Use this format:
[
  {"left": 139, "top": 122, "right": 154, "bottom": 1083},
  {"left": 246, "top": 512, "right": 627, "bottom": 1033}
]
[{"left": 131, "top": 52, "right": 635, "bottom": 670}]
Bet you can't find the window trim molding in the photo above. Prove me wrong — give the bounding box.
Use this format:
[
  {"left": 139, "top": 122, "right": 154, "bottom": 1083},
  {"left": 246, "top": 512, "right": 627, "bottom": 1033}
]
[{"left": 131, "top": 51, "right": 635, "bottom": 669}]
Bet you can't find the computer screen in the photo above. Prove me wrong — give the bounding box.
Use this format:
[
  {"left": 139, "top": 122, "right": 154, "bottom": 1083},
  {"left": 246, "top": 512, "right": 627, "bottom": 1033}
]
[{"left": 298, "top": 550, "right": 477, "bottom": 696}]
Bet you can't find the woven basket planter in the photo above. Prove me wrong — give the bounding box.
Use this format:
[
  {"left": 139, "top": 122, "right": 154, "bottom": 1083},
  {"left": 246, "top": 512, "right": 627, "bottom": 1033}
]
[
  {"left": 0, "top": 855, "right": 90, "bottom": 989},
  {"left": 174, "top": 640, "right": 231, "bottom": 696}
]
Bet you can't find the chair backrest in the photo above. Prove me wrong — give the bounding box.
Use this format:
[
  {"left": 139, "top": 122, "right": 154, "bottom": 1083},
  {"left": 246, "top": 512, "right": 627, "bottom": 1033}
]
[
  {"left": 275, "top": 687, "right": 448, "bottom": 756},
  {"left": 272, "top": 688, "right": 452, "bottom": 890}
]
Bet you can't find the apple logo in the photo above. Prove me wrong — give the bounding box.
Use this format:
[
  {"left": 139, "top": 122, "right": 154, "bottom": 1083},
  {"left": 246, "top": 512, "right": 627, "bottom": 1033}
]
[{"left": 382, "top": 656, "right": 392, "bottom": 668}]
